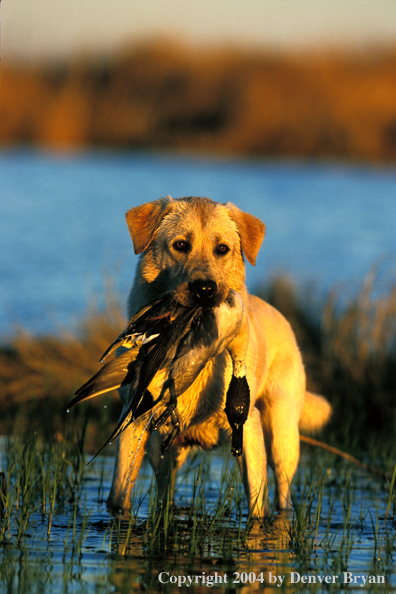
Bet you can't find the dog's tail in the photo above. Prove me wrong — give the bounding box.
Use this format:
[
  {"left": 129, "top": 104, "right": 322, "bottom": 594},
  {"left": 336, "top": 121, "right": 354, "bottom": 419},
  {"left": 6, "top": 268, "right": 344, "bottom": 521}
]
[{"left": 299, "top": 391, "right": 332, "bottom": 433}]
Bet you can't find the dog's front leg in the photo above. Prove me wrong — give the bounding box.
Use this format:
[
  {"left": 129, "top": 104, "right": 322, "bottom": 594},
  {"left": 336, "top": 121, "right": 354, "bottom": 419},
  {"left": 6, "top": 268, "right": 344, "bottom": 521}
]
[
  {"left": 147, "top": 431, "right": 190, "bottom": 504},
  {"left": 237, "top": 406, "right": 268, "bottom": 518},
  {"left": 107, "top": 415, "right": 151, "bottom": 514}
]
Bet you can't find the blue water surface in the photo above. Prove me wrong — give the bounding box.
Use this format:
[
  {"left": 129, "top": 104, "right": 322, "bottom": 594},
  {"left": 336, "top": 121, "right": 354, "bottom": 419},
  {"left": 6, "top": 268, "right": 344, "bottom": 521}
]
[{"left": 1, "top": 149, "right": 395, "bottom": 335}]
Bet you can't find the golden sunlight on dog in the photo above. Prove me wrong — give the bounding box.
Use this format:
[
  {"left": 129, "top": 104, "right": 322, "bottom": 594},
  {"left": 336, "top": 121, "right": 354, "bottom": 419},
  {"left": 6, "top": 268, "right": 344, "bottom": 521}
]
[{"left": 105, "top": 196, "right": 332, "bottom": 518}]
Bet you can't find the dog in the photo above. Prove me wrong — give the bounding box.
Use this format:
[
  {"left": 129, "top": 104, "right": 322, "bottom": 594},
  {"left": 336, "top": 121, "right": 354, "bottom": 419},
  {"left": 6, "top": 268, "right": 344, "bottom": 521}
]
[{"left": 107, "top": 196, "right": 331, "bottom": 517}]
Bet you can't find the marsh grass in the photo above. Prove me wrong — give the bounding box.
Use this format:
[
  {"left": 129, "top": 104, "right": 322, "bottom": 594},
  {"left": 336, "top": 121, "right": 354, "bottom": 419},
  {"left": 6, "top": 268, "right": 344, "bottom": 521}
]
[
  {"left": 260, "top": 265, "right": 396, "bottom": 459},
  {"left": 0, "top": 289, "right": 124, "bottom": 409},
  {"left": 0, "top": 415, "right": 253, "bottom": 557},
  {"left": 2, "top": 270, "right": 396, "bottom": 454},
  {"left": 1, "top": 272, "right": 396, "bottom": 590},
  {"left": 0, "top": 419, "right": 395, "bottom": 592},
  {"left": 0, "top": 410, "right": 87, "bottom": 545}
]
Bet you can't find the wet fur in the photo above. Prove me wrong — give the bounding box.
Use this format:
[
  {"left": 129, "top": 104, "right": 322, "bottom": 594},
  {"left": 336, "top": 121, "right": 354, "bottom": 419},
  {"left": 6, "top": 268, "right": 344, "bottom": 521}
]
[{"left": 108, "top": 196, "right": 331, "bottom": 517}]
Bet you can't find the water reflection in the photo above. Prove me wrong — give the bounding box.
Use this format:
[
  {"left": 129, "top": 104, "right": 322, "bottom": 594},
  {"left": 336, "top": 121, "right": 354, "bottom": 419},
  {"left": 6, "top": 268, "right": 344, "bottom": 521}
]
[{"left": 0, "top": 447, "right": 395, "bottom": 593}]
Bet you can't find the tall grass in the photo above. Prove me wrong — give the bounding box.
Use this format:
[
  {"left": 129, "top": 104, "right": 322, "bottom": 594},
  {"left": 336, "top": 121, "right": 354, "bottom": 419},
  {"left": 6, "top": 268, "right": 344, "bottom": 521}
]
[
  {"left": 3, "top": 40, "right": 396, "bottom": 162},
  {"left": 321, "top": 262, "right": 396, "bottom": 444},
  {"left": 0, "top": 409, "right": 88, "bottom": 545},
  {"left": 0, "top": 294, "right": 125, "bottom": 448},
  {"left": 1, "top": 270, "right": 396, "bottom": 458},
  {"left": 0, "top": 412, "right": 395, "bottom": 592},
  {"left": 260, "top": 266, "right": 396, "bottom": 457},
  {"left": 0, "top": 416, "right": 253, "bottom": 559}
]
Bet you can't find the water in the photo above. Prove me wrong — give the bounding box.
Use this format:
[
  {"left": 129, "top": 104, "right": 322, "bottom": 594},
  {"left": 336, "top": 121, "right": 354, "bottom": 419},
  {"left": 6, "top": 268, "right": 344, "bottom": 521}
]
[
  {"left": 0, "top": 444, "right": 394, "bottom": 593},
  {"left": 1, "top": 148, "right": 396, "bottom": 589},
  {"left": 1, "top": 149, "right": 396, "bottom": 336}
]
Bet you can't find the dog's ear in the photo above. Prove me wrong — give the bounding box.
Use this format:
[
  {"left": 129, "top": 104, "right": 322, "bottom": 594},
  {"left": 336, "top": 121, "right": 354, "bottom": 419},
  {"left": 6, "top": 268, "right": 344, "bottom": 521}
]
[
  {"left": 126, "top": 198, "right": 174, "bottom": 254},
  {"left": 227, "top": 204, "right": 265, "bottom": 266}
]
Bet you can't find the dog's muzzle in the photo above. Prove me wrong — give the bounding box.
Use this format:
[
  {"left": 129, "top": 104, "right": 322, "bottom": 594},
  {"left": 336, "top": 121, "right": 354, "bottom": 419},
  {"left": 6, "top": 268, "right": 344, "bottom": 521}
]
[{"left": 189, "top": 279, "right": 218, "bottom": 307}]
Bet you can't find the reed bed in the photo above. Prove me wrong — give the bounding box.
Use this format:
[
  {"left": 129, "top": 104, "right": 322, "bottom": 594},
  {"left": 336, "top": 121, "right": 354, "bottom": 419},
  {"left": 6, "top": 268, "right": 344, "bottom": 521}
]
[
  {"left": 1, "top": 271, "right": 396, "bottom": 457},
  {"left": 2, "top": 40, "right": 396, "bottom": 162},
  {"left": 259, "top": 266, "right": 396, "bottom": 458},
  {"left": 0, "top": 420, "right": 395, "bottom": 592},
  {"left": 0, "top": 295, "right": 125, "bottom": 445}
]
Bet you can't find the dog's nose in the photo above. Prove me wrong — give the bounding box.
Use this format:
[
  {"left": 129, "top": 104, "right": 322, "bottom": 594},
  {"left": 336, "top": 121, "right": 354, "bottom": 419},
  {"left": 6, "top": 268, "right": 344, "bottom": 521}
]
[{"left": 189, "top": 279, "right": 218, "bottom": 305}]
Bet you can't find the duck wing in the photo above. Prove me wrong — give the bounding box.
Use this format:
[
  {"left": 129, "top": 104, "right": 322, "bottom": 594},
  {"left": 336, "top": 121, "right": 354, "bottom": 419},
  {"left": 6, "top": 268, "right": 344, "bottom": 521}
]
[
  {"left": 100, "top": 293, "right": 175, "bottom": 362},
  {"left": 110, "top": 305, "right": 200, "bottom": 429},
  {"left": 70, "top": 293, "right": 179, "bottom": 410},
  {"left": 67, "top": 349, "right": 139, "bottom": 409},
  {"left": 89, "top": 308, "right": 200, "bottom": 462}
]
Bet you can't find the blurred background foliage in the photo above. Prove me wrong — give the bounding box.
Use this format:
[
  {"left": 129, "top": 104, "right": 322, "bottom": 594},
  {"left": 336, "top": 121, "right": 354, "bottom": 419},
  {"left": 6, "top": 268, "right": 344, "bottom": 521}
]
[{"left": 2, "top": 40, "right": 396, "bottom": 162}]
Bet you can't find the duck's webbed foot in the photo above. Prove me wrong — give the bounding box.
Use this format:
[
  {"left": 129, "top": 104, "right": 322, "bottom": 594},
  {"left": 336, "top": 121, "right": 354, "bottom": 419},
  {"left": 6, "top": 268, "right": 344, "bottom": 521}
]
[
  {"left": 149, "top": 379, "right": 180, "bottom": 453},
  {"left": 224, "top": 375, "right": 250, "bottom": 458},
  {"left": 160, "top": 410, "right": 180, "bottom": 454},
  {"left": 150, "top": 379, "right": 177, "bottom": 431}
]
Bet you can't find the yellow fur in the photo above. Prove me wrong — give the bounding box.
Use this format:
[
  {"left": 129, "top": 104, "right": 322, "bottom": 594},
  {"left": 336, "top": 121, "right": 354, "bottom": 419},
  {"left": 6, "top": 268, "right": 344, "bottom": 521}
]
[{"left": 108, "top": 196, "right": 331, "bottom": 517}]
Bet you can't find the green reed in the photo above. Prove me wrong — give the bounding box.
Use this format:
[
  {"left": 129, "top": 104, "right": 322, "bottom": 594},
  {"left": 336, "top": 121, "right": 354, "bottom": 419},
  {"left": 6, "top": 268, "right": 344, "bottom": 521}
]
[
  {"left": 0, "top": 409, "right": 88, "bottom": 546},
  {"left": 123, "top": 452, "right": 251, "bottom": 561},
  {"left": 0, "top": 423, "right": 395, "bottom": 594}
]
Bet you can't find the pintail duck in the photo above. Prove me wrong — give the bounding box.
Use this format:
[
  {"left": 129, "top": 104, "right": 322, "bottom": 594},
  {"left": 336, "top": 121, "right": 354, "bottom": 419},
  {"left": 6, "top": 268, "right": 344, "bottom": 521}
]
[{"left": 68, "top": 290, "right": 250, "bottom": 458}]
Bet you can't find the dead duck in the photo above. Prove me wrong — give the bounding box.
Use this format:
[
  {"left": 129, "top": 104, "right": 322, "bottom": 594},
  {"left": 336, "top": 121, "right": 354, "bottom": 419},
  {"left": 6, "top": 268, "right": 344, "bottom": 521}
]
[
  {"left": 68, "top": 293, "right": 200, "bottom": 453},
  {"left": 68, "top": 292, "right": 199, "bottom": 411},
  {"left": 68, "top": 290, "right": 250, "bottom": 457}
]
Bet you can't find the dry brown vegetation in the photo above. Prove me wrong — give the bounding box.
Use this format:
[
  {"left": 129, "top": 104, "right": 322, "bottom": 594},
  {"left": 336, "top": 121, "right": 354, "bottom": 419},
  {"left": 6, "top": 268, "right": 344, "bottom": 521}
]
[
  {"left": 1, "top": 272, "right": 395, "bottom": 451},
  {"left": 259, "top": 268, "right": 396, "bottom": 450},
  {"left": 0, "top": 297, "right": 125, "bottom": 440},
  {"left": 2, "top": 40, "right": 396, "bottom": 161}
]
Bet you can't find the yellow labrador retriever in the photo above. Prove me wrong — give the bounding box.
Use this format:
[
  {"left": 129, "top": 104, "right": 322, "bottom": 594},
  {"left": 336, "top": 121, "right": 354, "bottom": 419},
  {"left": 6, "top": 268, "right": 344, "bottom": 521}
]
[{"left": 108, "top": 196, "right": 331, "bottom": 517}]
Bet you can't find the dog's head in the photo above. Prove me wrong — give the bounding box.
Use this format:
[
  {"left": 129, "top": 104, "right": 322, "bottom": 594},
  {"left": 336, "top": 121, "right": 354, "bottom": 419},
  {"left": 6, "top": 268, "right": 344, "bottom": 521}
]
[{"left": 126, "top": 196, "right": 265, "bottom": 308}]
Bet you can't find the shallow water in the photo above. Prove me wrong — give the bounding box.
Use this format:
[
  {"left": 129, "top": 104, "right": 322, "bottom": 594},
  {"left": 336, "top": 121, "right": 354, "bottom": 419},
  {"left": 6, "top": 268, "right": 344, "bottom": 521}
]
[{"left": 0, "top": 441, "right": 395, "bottom": 593}]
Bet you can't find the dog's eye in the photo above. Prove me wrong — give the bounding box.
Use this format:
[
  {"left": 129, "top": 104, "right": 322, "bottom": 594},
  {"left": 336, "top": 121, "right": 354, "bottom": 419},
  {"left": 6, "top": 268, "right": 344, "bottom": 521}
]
[
  {"left": 173, "top": 240, "right": 189, "bottom": 252},
  {"left": 216, "top": 244, "right": 230, "bottom": 255}
]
